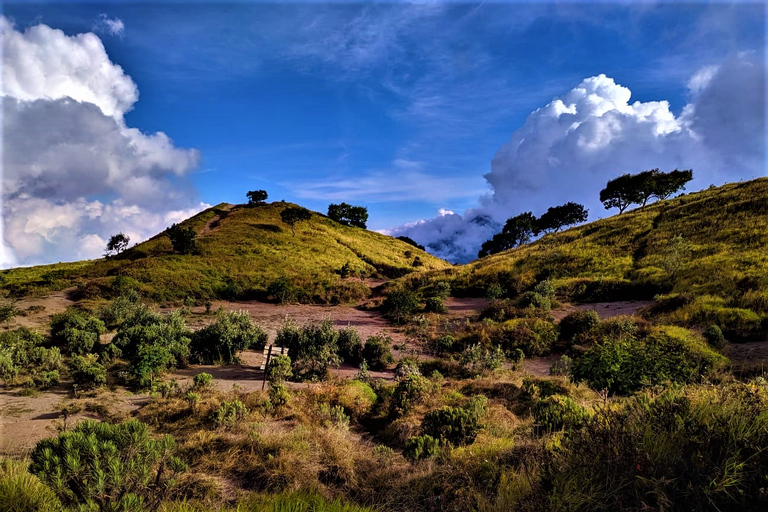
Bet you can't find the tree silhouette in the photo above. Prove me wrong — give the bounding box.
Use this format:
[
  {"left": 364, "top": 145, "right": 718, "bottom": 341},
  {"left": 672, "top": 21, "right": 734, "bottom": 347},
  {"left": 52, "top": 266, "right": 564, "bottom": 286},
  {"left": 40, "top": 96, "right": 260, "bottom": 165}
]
[
  {"left": 105, "top": 232, "right": 130, "bottom": 257},
  {"left": 281, "top": 206, "right": 312, "bottom": 235}
]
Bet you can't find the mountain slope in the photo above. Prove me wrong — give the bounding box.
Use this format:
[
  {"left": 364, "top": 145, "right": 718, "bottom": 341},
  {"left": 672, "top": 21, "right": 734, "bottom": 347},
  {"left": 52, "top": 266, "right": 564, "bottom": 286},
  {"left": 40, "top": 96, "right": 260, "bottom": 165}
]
[{"left": 1, "top": 202, "right": 451, "bottom": 303}]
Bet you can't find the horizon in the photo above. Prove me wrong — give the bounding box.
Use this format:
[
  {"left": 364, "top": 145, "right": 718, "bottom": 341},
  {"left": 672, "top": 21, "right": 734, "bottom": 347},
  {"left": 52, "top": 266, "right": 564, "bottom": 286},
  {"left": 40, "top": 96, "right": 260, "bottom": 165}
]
[{"left": 1, "top": 1, "right": 766, "bottom": 268}]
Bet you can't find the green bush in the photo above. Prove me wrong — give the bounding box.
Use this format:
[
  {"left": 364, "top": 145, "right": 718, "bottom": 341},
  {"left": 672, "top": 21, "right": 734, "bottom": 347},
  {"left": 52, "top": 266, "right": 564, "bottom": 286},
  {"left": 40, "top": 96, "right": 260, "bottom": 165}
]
[
  {"left": 50, "top": 309, "right": 105, "bottom": 350},
  {"left": 29, "top": 420, "right": 186, "bottom": 511},
  {"left": 549, "top": 355, "right": 573, "bottom": 376},
  {"left": 276, "top": 319, "right": 340, "bottom": 380},
  {"left": 532, "top": 394, "right": 589, "bottom": 433},
  {"left": 424, "top": 296, "right": 447, "bottom": 314},
  {"left": 421, "top": 395, "right": 487, "bottom": 446},
  {"left": 0, "top": 328, "right": 62, "bottom": 386},
  {"left": 193, "top": 372, "right": 213, "bottom": 389},
  {"left": 190, "top": 310, "right": 267, "bottom": 364},
  {"left": 68, "top": 354, "right": 107, "bottom": 388},
  {"left": 558, "top": 310, "right": 600, "bottom": 343},
  {"left": 394, "top": 358, "right": 421, "bottom": 380},
  {"left": 62, "top": 327, "right": 98, "bottom": 355},
  {"left": 533, "top": 279, "right": 556, "bottom": 299},
  {"left": 459, "top": 344, "right": 505, "bottom": 376},
  {"left": 516, "top": 291, "right": 551, "bottom": 310},
  {"left": 403, "top": 434, "right": 441, "bottom": 462},
  {"left": 268, "top": 383, "right": 291, "bottom": 408},
  {"left": 432, "top": 281, "right": 451, "bottom": 299},
  {"left": 267, "top": 277, "right": 298, "bottom": 304},
  {"left": 383, "top": 289, "right": 420, "bottom": 323},
  {"left": 213, "top": 400, "right": 249, "bottom": 429},
  {"left": 390, "top": 374, "right": 430, "bottom": 417},
  {"left": 266, "top": 354, "right": 292, "bottom": 384},
  {"left": 362, "top": 335, "right": 394, "bottom": 371},
  {"left": 0, "top": 458, "right": 63, "bottom": 512},
  {"left": 337, "top": 326, "right": 363, "bottom": 365},
  {"left": 703, "top": 324, "right": 726, "bottom": 349},
  {"left": 499, "top": 317, "right": 558, "bottom": 356},
  {"left": 571, "top": 325, "right": 727, "bottom": 395}
]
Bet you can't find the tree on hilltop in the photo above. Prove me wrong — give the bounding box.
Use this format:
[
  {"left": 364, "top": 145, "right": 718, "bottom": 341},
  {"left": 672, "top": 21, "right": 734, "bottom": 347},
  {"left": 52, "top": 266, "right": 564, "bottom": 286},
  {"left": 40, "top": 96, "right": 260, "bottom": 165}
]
[
  {"left": 328, "top": 203, "right": 368, "bottom": 229},
  {"left": 478, "top": 212, "right": 536, "bottom": 258},
  {"left": 535, "top": 202, "right": 588, "bottom": 234},
  {"left": 247, "top": 190, "right": 268, "bottom": 205},
  {"left": 600, "top": 169, "right": 693, "bottom": 214},
  {"left": 105, "top": 232, "right": 130, "bottom": 258},
  {"left": 281, "top": 206, "right": 312, "bottom": 236}
]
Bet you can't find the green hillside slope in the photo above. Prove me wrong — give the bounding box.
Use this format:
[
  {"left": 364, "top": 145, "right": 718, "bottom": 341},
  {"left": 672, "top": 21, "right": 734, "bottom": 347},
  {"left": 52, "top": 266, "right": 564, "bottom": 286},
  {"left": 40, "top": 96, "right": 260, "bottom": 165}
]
[
  {"left": 1, "top": 202, "right": 450, "bottom": 303},
  {"left": 422, "top": 178, "right": 768, "bottom": 339}
]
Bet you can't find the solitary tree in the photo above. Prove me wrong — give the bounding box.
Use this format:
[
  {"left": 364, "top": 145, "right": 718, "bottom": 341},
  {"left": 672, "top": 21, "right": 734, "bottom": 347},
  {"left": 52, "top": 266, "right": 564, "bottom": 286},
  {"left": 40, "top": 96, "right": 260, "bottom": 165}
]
[
  {"left": 327, "top": 203, "right": 368, "bottom": 229},
  {"left": 600, "top": 174, "right": 643, "bottom": 214},
  {"left": 166, "top": 223, "right": 196, "bottom": 254},
  {"left": 535, "top": 202, "right": 588, "bottom": 234},
  {"left": 246, "top": 189, "right": 268, "bottom": 205},
  {"left": 105, "top": 232, "right": 130, "bottom": 257},
  {"left": 653, "top": 169, "right": 693, "bottom": 200},
  {"left": 478, "top": 212, "right": 536, "bottom": 258},
  {"left": 280, "top": 206, "right": 312, "bottom": 236}
]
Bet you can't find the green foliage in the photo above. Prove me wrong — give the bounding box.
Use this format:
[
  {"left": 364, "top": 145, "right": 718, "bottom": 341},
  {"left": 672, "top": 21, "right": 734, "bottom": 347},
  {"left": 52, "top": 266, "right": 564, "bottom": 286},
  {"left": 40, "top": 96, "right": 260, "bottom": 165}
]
[
  {"left": 69, "top": 353, "right": 107, "bottom": 388},
  {"left": 499, "top": 318, "right": 558, "bottom": 356},
  {"left": 190, "top": 310, "right": 267, "bottom": 364},
  {"left": 29, "top": 419, "right": 186, "bottom": 512},
  {"left": 478, "top": 212, "right": 537, "bottom": 258},
  {"left": 266, "top": 354, "right": 292, "bottom": 384},
  {"left": 327, "top": 203, "right": 368, "bottom": 229},
  {"left": 558, "top": 310, "right": 600, "bottom": 343},
  {"left": 268, "top": 383, "right": 291, "bottom": 408},
  {"left": 485, "top": 282, "right": 505, "bottom": 300},
  {"left": 192, "top": 372, "right": 213, "bottom": 389},
  {"left": 532, "top": 395, "right": 589, "bottom": 433},
  {"left": 403, "top": 434, "right": 440, "bottom": 462},
  {"left": 703, "top": 324, "right": 726, "bottom": 349},
  {"left": 0, "top": 328, "right": 62, "bottom": 386},
  {"left": 383, "top": 289, "right": 420, "bottom": 323},
  {"left": 247, "top": 189, "right": 268, "bottom": 205},
  {"left": 459, "top": 344, "right": 505, "bottom": 376},
  {"left": 50, "top": 309, "right": 106, "bottom": 354},
  {"left": 337, "top": 326, "right": 363, "bottom": 365},
  {"left": 0, "top": 302, "right": 20, "bottom": 324},
  {"left": 266, "top": 277, "right": 299, "bottom": 304},
  {"left": 362, "top": 335, "right": 394, "bottom": 371},
  {"left": 280, "top": 207, "right": 312, "bottom": 236},
  {"left": 421, "top": 395, "right": 487, "bottom": 446},
  {"left": 543, "top": 384, "right": 768, "bottom": 511},
  {"left": 424, "top": 296, "right": 447, "bottom": 314},
  {"left": 276, "top": 319, "right": 339, "bottom": 380},
  {"left": 166, "top": 223, "right": 197, "bottom": 254},
  {"left": 390, "top": 374, "right": 430, "bottom": 417},
  {"left": 213, "top": 400, "right": 249, "bottom": 429},
  {"left": 516, "top": 291, "right": 551, "bottom": 310},
  {"left": 535, "top": 202, "right": 588, "bottom": 234},
  {"left": 571, "top": 325, "right": 727, "bottom": 395},
  {"left": 393, "top": 358, "right": 421, "bottom": 381},
  {"left": 549, "top": 355, "right": 573, "bottom": 376},
  {"left": 105, "top": 232, "right": 130, "bottom": 257},
  {"left": 0, "top": 459, "right": 63, "bottom": 512}
]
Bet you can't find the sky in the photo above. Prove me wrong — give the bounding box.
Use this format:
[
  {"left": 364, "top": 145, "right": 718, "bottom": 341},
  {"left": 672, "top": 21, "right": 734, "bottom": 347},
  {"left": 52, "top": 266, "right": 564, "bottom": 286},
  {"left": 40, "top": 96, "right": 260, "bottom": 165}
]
[{"left": 1, "top": 1, "right": 765, "bottom": 266}]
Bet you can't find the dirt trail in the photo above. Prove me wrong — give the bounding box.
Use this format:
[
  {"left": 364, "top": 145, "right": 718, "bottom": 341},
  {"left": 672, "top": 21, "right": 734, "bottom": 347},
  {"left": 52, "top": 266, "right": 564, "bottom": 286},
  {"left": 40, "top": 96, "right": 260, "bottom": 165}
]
[
  {"left": 200, "top": 204, "right": 234, "bottom": 235},
  {"left": 4, "top": 287, "right": 77, "bottom": 332},
  {"left": 551, "top": 300, "right": 653, "bottom": 322}
]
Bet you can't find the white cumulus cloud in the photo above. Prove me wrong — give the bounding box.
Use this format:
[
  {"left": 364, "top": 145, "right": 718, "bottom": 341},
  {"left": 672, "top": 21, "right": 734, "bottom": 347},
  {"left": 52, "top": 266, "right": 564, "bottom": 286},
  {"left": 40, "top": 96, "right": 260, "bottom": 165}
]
[
  {"left": 391, "top": 54, "right": 765, "bottom": 263},
  {"left": 1, "top": 17, "right": 205, "bottom": 268}
]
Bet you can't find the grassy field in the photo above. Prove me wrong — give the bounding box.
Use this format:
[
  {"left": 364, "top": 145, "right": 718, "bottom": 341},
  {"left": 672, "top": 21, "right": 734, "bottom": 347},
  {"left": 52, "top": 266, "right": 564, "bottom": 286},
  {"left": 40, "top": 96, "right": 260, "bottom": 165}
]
[{"left": 0, "top": 202, "right": 450, "bottom": 303}]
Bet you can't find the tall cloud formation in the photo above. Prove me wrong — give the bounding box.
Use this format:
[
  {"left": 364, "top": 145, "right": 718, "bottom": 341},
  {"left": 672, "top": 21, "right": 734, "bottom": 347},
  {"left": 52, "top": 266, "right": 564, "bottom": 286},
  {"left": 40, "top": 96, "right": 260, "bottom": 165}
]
[
  {"left": 391, "top": 54, "right": 765, "bottom": 263},
  {"left": 1, "top": 17, "right": 205, "bottom": 267}
]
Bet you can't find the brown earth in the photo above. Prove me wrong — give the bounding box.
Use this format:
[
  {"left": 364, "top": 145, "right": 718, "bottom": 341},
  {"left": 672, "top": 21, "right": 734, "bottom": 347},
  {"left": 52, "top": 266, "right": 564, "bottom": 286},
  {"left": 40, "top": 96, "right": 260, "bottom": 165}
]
[
  {"left": 550, "top": 300, "right": 653, "bottom": 322},
  {"left": 3, "top": 288, "right": 77, "bottom": 332}
]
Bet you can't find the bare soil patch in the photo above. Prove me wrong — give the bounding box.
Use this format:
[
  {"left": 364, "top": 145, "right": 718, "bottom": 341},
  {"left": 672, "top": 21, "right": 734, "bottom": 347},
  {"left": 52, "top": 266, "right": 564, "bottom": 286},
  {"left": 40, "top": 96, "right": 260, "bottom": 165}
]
[
  {"left": 551, "top": 300, "right": 653, "bottom": 322},
  {"left": 4, "top": 288, "right": 77, "bottom": 332}
]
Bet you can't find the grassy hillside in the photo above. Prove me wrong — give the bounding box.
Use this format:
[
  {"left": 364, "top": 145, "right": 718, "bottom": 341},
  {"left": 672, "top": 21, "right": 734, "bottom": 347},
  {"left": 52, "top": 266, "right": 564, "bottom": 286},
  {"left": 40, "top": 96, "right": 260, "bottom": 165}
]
[
  {"left": 412, "top": 178, "right": 768, "bottom": 339},
  {"left": 0, "top": 202, "right": 450, "bottom": 303}
]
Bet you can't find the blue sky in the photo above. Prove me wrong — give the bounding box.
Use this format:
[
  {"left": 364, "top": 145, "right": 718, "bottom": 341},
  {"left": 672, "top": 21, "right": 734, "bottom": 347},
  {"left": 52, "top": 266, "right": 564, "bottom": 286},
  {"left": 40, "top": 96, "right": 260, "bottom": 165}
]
[{"left": 1, "top": 1, "right": 765, "bottom": 265}]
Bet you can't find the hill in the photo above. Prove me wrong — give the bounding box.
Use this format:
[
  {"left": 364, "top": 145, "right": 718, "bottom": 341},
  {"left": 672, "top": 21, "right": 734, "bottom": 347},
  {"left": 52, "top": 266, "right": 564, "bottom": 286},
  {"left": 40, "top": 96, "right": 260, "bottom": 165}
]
[
  {"left": 0, "top": 202, "right": 451, "bottom": 303},
  {"left": 413, "top": 178, "right": 768, "bottom": 340}
]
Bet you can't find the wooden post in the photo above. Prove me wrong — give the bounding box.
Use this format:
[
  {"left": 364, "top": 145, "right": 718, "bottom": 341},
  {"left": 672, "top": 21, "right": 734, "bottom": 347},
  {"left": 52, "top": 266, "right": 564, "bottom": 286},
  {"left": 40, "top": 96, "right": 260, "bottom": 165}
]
[{"left": 262, "top": 344, "right": 273, "bottom": 391}]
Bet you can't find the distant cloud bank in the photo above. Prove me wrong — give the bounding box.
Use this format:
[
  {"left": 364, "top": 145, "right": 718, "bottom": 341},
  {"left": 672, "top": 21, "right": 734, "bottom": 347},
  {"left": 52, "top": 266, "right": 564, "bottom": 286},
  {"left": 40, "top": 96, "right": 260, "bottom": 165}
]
[
  {"left": 390, "top": 54, "right": 765, "bottom": 263},
  {"left": 1, "top": 17, "right": 206, "bottom": 267}
]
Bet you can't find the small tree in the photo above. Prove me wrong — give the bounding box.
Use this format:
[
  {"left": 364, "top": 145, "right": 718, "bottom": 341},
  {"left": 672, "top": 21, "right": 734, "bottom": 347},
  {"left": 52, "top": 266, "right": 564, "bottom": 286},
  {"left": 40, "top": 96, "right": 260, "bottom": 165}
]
[
  {"left": 104, "top": 232, "right": 130, "bottom": 257},
  {"left": 536, "top": 202, "right": 588, "bottom": 234},
  {"left": 600, "top": 174, "right": 643, "bottom": 214},
  {"left": 327, "top": 203, "right": 369, "bottom": 229},
  {"left": 246, "top": 189, "right": 268, "bottom": 205},
  {"left": 0, "top": 302, "right": 19, "bottom": 326},
  {"left": 478, "top": 212, "right": 536, "bottom": 257},
  {"left": 280, "top": 206, "right": 312, "bottom": 236},
  {"left": 166, "top": 223, "right": 196, "bottom": 254},
  {"left": 29, "top": 419, "right": 186, "bottom": 512},
  {"left": 653, "top": 168, "right": 693, "bottom": 200}
]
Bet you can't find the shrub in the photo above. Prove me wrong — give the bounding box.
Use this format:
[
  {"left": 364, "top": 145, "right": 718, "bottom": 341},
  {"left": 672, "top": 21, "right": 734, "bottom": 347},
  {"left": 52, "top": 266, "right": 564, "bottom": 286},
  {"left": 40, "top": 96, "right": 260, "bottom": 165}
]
[
  {"left": 499, "top": 318, "right": 558, "bottom": 356},
  {"left": 532, "top": 394, "right": 589, "bottom": 433},
  {"left": 549, "top": 355, "right": 573, "bottom": 376},
  {"left": 268, "top": 383, "right": 291, "bottom": 408},
  {"left": 533, "top": 279, "right": 556, "bottom": 299},
  {"left": 383, "top": 289, "right": 420, "bottom": 323},
  {"left": 516, "top": 291, "right": 551, "bottom": 310},
  {"left": 485, "top": 283, "right": 505, "bottom": 300},
  {"left": 337, "top": 326, "right": 364, "bottom": 365},
  {"left": 0, "top": 458, "right": 64, "bottom": 512},
  {"left": 267, "top": 277, "right": 299, "bottom": 304},
  {"left": 703, "top": 324, "right": 726, "bottom": 349},
  {"left": 422, "top": 395, "right": 487, "bottom": 446},
  {"left": 266, "top": 354, "right": 293, "bottom": 384},
  {"left": 34, "top": 370, "right": 60, "bottom": 389},
  {"left": 277, "top": 319, "right": 340, "bottom": 380},
  {"left": 390, "top": 374, "right": 430, "bottom": 417},
  {"left": 98, "top": 342, "right": 122, "bottom": 364},
  {"left": 571, "top": 325, "right": 727, "bottom": 395},
  {"left": 166, "top": 223, "right": 196, "bottom": 254},
  {"left": 433, "top": 281, "right": 451, "bottom": 299},
  {"left": 362, "top": 335, "right": 394, "bottom": 371},
  {"left": 29, "top": 420, "right": 186, "bottom": 511},
  {"left": 190, "top": 310, "right": 267, "bottom": 364},
  {"left": 193, "top": 372, "right": 213, "bottom": 389},
  {"left": 424, "top": 296, "right": 447, "bottom": 314},
  {"left": 559, "top": 310, "right": 600, "bottom": 343},
  {"left": 459, "top": 344, "right": 505, "bottom": 376},
  {"left": 0, "top": 328, "right": 62, "bottom": 387},
  {"left": 213, "top": 400, "right": 248, "bottom": 429},
  {"left": 394, "top": 358, "right": 421, "bottom": 380},
  {"left": 68, "top": 354, "right": 106, "bottom": 388},
  {"left": 403, "top": 434, "right": 441, "bottom": 461}
]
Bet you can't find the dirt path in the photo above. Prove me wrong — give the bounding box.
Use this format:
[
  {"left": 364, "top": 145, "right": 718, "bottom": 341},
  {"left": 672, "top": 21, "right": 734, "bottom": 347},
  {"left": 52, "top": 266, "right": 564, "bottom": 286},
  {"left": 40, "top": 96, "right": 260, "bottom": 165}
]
[
  {"left": 200, "top": 204, "right": 234, "bottom": 235},
  {"left": 4, "top": 287, "right": 77, "bottom": 332},
  {"left": 551, "top": 300, "right": 653, "bottom": 322}
]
